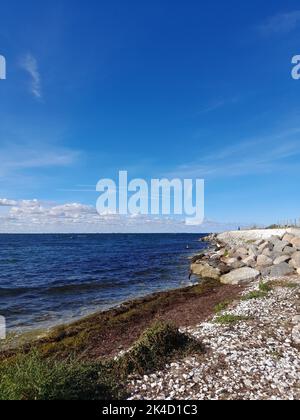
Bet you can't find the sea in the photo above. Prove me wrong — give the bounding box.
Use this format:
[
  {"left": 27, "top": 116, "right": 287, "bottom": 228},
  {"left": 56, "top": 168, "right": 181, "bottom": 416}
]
[{"left": 0, "top": 234, "right": 207, "bottom": 333}]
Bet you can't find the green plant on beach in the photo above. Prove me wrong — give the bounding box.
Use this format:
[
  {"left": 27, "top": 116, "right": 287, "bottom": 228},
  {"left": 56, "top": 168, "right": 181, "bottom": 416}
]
[
  {"left": 266, "top": 280, "right": 299, "bottom": 289},
  {"left": 241, "top": 291, "right": 268, "bottom": 301},
  {"left": 117, "top": 322, "right": 202, "bottom": 376},
  {"left": 214, "top": 300, "right": 231, "bottom": 313},
  {"left": 259, "top": 282, "right": 272, "bottom": 293},
  {"left": 0, "top": 351, "right": 125, "bottom": 401},
  {"left": 214, "top": 314, "right": 249, "bottom": 325},
  {"left": 0, "top": 322, "right": 202, "bottom": 400}
]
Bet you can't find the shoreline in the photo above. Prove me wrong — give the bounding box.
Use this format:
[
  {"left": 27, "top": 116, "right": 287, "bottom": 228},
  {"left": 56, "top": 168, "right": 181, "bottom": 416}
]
[
  {"left": 1, "top": 229, "right": 300, "bottom": 400},
  {"left": 2, "top": 252, "right": 206, "bottom": 346},
  {"left": 1, "top": 275, "right": 244, "bottom": 360},
  {"left": 1, "top": 233, "right": 207, "bottom": 337}
]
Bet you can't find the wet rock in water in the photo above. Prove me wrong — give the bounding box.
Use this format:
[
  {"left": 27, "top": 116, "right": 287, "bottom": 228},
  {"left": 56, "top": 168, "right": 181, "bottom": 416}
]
[{"left": 220, "top": 267, "right": 260, "bottom": 285}]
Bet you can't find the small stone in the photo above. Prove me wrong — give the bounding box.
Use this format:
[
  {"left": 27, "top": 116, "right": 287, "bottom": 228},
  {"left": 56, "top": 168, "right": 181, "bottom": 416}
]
[
  {"left": 292, "top": 315, "right": 300, "bottom": 324},
  {"left": 291, "top": 324, "right": 300, "bottom": 345},
  {"left": 244, "top": 379, "right": 252, "bottom": 388}
]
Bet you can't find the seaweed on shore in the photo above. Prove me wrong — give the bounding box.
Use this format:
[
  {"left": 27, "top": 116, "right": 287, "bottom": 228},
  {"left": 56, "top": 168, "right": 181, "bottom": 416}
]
[
  {"left": 116, "top": 322, "right": 203, "bottom": 376},
  {"left": 10, "top": 279, "right": 220, "bottom": 360},
  {"left": 0, "top": 322, "right": 203, "bottom": 400}
]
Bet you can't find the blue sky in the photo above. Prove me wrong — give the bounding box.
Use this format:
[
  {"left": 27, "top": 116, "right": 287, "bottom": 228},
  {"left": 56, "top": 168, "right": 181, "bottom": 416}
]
[{"left": 0, "top": 0, "right": 300, "bottom": 232}]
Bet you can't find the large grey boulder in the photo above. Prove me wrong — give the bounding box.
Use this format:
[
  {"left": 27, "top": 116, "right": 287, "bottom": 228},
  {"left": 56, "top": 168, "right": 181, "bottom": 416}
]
[
  {"left": 222, "top": 257, "right": 238, "bottom": 266},
  {"left": 234, "top": 247, "right": 248, "bottom": 258},
  {"left": 262, "top": 247, "right": 273, "bottom": 257},
  {"left": 291, "top": 252, "right": 300, "bottom": 269},
  {"left": 231, "top": 260, "right": 246, "bottom": 269},
  {"left": 220, "top": 267, "right": 260, "bottom": 285},
  {"left": 282, "top": 246, "right": 296, "bottom": 256},
  {"left": 273, "top": 255, "right": 291, "bottom": 265},
  {"left": 248, "top": 245, "right": 259, "bottom": 258},
  {"left": 242, "top": 256, "right": 257, "bottom": 268},
  {"left": 273, "top": 240, "right": 289, "bottom": 254},
  {"left": 291, "top": 237, "right": 300, "bottom": 250},
  {"left": 256, "top": 255, "right": 273, "bottom": 268},
  {"left": 269, "top": 235, "right": 283, "bottom": 245},
  {"left": 283, "top": 233, "right": 295, "bottom": 244},
  {"left": 258, "top": 241, "right": 271, "bottom": 252},
  {"left": 260, "top": 267, "right": 272, "bottom": 276},
  {"left": 191, "top": 263, "right": 221, "bottom": 280},
  {"left": 270, "top": 263, "right": 294, "bottom": 278}
]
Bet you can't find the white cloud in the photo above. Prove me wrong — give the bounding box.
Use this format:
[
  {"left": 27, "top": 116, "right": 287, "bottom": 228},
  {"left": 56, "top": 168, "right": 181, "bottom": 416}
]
[
  {"left": 0, "top": 198, "right": 241, "bottom": 233},
  {"left": 197, "top": 97, "right": 240, "bottom": 114},
  {"left": 20, "top": 53, "right": 42, "bottom": 99},
  {"left": 168, "top": 128, "right": 300, "bottom": 179},
  {"left": 0, "top": 199, "right": 17, "bottom": 207},
  {"left": 257, "top": 10, "right": 300, "bottom": 36},
  {"left": 0, "top": 143, "right": 80, "bottom": 179}
]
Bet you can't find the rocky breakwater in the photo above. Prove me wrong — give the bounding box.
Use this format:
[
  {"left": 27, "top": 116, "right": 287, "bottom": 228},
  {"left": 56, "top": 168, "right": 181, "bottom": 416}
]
[
  {"left": 191, "top": 230, "right": 300, "bottom": 349},
  {"left": 192, "top": 230, "right": 300, "bottom": 285}
]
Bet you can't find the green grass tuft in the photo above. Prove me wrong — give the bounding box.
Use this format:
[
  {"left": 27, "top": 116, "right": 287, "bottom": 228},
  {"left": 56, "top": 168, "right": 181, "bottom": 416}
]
[
  {"left": 241, "top": 291, "right": 268, "bottom": 301},
  {"left": 0, "top": 322, "right": 203, "bottom": 400},
  {"left": 117, "top": 322, "right": 202, "bottom": 376},
  {"left": 259, "top": 282, "right": 272, "bottom": 293},
  {"left": 267, "top": 280, "right": 299, "bottom": 289},
  {"left": 214, "top": 314, "right": 249, "bottom": 325},
  {"left": 214, "top": 300, "right": 231, "bottom": 313},
  {"left": 0, "top": 351, "right": 125, "bottom": 401}
]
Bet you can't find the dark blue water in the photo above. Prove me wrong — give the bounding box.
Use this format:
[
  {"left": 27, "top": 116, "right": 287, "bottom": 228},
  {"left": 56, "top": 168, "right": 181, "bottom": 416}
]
[{"left": 0, "top": 234, "right": 206, "bottom": 333}]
